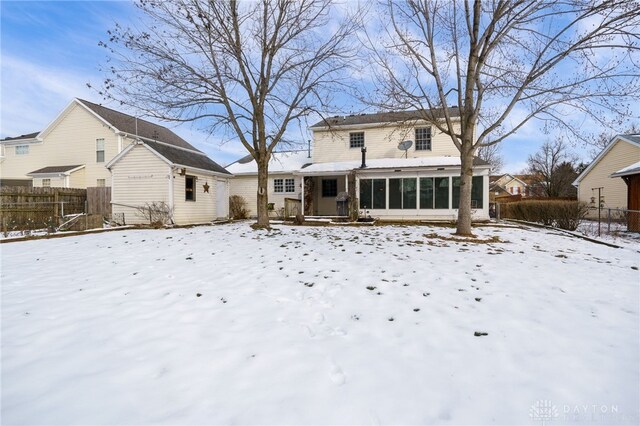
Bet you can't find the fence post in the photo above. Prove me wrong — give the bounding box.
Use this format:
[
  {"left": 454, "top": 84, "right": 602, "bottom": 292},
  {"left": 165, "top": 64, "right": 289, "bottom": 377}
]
[
  {"left": 496, "top": 203, "right": 501, "bottom": 221},
  {"left": 53, "top": 188, "right": 59, "bottom": 224},
  {"left": 607, "top": 208, "right": 611, "bottom": 233},
  {"left": 85, "top": 200, "right": 89, "bottom": 230}
]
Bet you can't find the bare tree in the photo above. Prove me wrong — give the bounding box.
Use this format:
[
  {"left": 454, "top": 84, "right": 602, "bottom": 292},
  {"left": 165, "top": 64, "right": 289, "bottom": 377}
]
[
  {"left": 588, "top": 122, "right": 640, "bottom": 159},
  {"left": 476, "top": 143, "right": 503, "bottom": 175},
  {"left": 97, "top": 0, "right": 358, "bottom": 228},
  {"left": 368, "top": 0, "right": 639, "bottom": 235},
  {"left": 527, "top": 139, "right": 579, "bottom": 198}
]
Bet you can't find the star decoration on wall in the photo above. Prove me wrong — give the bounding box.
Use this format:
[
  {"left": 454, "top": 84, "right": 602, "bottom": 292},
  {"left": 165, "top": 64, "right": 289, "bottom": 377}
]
[{"left": 203, "top": 182, "right": 210, "bottom": 193}]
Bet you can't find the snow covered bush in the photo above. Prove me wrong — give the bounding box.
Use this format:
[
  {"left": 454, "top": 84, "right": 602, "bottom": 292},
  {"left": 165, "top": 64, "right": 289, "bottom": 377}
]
[
  {"left": 229, "top": 195, "right": 249, "bottom": 219},
  {"left": 501, "top": 200, "right": 589, "bottom": 230}
]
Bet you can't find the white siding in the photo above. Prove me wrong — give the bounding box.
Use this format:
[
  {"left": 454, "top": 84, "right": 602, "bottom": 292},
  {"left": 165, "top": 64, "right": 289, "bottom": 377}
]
[
  {"left": 110, "top": 145, "right": 171, "bottom": 225},
  {"left": 172, "top": 170, "right": 219, "bottom": 225},
  {"left": 312, "top": 122, "right": 461, "bottom": 164},
  {"left": 229, "top": 173, "right": 301, "bottom": 217},
  {"left": 578, "top": 139, "right": 640, "bottom": 216}
]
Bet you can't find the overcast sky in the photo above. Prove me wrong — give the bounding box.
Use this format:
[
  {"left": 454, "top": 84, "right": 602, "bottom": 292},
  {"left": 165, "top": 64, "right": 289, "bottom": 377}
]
[{"left": 0, "top": 1, "right": 630, "bottom": 171}]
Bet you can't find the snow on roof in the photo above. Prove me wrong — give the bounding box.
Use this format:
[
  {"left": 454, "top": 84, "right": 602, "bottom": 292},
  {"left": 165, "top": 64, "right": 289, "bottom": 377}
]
[
  {"left": 300, "top": 156, "right": 489, "bottom": 174},
  {"left": 611, "top": 160, "right": 640, "bottom": 178},
  {"left": 226, "top": 150, "right": 312, "bottom": 175}
]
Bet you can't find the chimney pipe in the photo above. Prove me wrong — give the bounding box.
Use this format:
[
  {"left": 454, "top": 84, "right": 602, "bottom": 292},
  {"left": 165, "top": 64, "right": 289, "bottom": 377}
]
[{"left": 360, "top": 147, "right": 367, "bottom": 168}]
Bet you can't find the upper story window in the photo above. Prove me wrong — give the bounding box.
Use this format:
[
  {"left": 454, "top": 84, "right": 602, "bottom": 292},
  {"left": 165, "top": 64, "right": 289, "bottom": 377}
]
[
  {"left": 97, "top": 179, "right": 106, "bottom": 187},
  {"left": 96, "top": 138, "right": 105, "bottom": 163},
  {"left": 42, "top": 178, "right": 51, "bottom": 187},
  {"left": 15, "top": 145, "right": 29, "bottom": 155},
  {"left": 415, "top": 127, "right": 432, "bottom": 151},
  {"left": 274, "top": 178, "right": 295, "bottom": 193},
  {"left": 185, "top": 175, "right": 196, "bottom": 201},
  {"left": 349, "top": 132, "right": 365, "bottom": 149}
]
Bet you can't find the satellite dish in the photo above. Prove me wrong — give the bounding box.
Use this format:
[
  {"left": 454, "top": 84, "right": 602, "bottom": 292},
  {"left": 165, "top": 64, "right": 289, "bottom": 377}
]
[
  {"left": 398, "top": 140, "right": 413, "bottom": 158},
  {"left": 398, "top": 140, "right": 413, "bottom": 150}
]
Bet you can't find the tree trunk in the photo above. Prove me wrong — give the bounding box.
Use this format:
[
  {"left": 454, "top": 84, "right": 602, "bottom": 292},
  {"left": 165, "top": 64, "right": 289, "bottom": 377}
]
[
  {"left": 255, "top": 156, "right": 270, "bottom": 229},
  {"left": 455, "top": 142, "right": 475, "bottom": 236}
]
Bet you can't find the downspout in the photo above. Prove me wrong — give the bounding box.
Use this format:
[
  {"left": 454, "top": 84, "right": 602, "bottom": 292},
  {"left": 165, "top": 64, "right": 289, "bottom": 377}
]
[{"left": 168, "top": 165, "right": 175, "bottom": 224}]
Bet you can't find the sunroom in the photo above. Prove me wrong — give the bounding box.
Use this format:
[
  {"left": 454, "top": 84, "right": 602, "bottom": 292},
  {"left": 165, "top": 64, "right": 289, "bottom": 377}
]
[{"left": 297, "top": 157, "right": 491, "bottom": 221}]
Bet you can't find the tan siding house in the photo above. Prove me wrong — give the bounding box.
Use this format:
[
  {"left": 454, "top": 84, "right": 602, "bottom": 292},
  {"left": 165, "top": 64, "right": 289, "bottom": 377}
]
[
  {"left": 3, "top": 97, "right": 232, "bottom": 225},
  {"left": 573, "top": 135, "right": 640, "bottom": 217},
  {"left": 228, "top": 108, "right": 491, "bottom": 221}
]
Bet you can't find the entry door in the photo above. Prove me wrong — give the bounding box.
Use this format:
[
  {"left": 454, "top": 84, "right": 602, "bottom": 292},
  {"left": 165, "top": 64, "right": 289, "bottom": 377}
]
[{"left": 216, "top": 179, "right": 228, "bottom": 218}]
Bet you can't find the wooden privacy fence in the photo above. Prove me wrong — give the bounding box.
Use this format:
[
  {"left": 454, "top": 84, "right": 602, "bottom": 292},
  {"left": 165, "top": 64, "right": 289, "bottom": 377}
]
[
  {"left": 87, "top": 187, "right": 112, "bottom": 215},
  {"left": 1, "top": 187, "right": 87, "bottom": 231}
]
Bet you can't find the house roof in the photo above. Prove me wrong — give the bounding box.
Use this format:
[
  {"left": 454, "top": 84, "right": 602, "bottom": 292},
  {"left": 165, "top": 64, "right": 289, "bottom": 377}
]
[
  {"left": 310, "top": 107, "right": 461, "bottom": 129},
  {"left": 299, "top": 156, "right": 489, "bottom": 175},
  {"left": 28, "top": 165, "right": 84, "bottom": 175},
  {"left": 144, "top": 141, "right": 231, "bottom": 175},
  {"left": 611, "top": 160, "right": 640, "bottom": 178},
  {"left": 226, "top": 150, "right": 312, "bottom": 175},
  {"left": 573, "top": 134, "right": 640, "bottom": 186},
  {"left": 76, "top": 99, "right": 199, "bottom": 151},
  {"left": 1, "top": 131, "right": 40, "bottom": 142}
]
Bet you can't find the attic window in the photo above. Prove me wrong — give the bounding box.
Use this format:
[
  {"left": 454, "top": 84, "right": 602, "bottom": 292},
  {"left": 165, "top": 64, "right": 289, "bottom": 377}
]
[
  {"left": 185, "top": 175, "right": 196, "bottom": 201},
  {"left": 16, "top": 145, "right": 29, "bottom": 155},
  {"left": 96, "top": 138, "right": 105, "bottom": 163}
]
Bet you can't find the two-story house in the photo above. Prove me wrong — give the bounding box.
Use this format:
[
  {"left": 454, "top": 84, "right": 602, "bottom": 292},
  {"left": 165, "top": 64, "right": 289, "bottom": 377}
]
[
  {"left": 227, "top": 109, "right": 491, "bottom": 221},
  {"left": 1, "top": 98, "right": 232, "bottom": 225}
]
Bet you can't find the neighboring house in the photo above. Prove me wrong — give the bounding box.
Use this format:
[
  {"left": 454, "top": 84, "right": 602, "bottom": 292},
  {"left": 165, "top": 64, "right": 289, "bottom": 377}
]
[
  {"left": 226, "top": 150, "right": 311, "bottom": 217},
  {"left": 490, "top": 173, "right": 530, "bottom": 198},
  {"left": 228, "top": 109, "right": 491, "bottom": 221},
  {"left": 573, "top": 134, "right": 640, "bottom": 218},
  {"left": 107, "top": 140, "right": 231, "bottom": 225},
  {"left": 1, "top": 98, "right": 231, "bottom": 225}
]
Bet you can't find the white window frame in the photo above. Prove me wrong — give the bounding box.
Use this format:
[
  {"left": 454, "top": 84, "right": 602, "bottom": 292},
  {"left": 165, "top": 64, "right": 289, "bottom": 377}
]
[
  {"left": 96, "top": 138, "right": 105, "bottom": 163},
  {"left": 349, "top": 132, "right": 365, "bottom": 149},
  {"left": 415, "top": 127, "right": 432, "bottom": 151},
  {"left": 284, "top": 178, "right": 295, "bottom": 193},
  {"left": 274, "top": 178, "right": 284, "bottom": 193},
  {"left": 15, "top": 145, "right": 29, "bottom": 155},
  {"left": 96, "top": 179, "right": 106, "bottom": 187},
  {"left": 42, "top": 178, "right": 51, "bottom": 188}
]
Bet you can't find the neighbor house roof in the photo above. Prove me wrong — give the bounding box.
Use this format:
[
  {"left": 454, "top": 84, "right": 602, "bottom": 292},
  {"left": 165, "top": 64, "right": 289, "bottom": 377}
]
[
  {"left": 1, "top": 132, "right": 40, "bottom": 143},
  {"left": 107, "top": 140, "right": 231, "bottom": 176},
  {"left": 310, "top": 107, "right": 461, "bottom": 129},
  {"left": 298, "top": 156, "right": 489, "bottom": 175},
  {"left": 226, "top": 150, "right": 312, "bottom": 175},
  {"left": 611, "top": 160, "right": 640, "bottom": 178},
  {"left": 76, "top": 99, "right": 199, "bottom": 151},
  {"left": 28, "top": 165, "right": 84, "bottom": 176},
  {"left": 573, "top": 134, "right": 640, "bottom": 186}
]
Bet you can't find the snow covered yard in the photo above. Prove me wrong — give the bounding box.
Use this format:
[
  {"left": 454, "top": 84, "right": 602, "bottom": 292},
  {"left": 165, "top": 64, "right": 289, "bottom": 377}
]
[{"left": 1, "top": 223, "right": 638, "bottom": 425}]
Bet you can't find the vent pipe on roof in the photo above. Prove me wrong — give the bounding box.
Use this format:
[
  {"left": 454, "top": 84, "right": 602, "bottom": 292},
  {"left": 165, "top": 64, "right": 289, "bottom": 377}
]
[{"left": 360, "top": 147, "right": 367, "bottom": 168}]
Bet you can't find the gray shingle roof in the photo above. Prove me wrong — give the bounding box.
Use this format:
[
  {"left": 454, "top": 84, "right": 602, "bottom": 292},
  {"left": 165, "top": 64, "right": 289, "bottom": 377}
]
[
  {"left": 623, "top": 134, "right": 640, "bottom": 145},
  {"left": 310, "top": 107, "right": 460, "bottom": 129},
  {"left": 1, "top": 132, "right": 40, "bottom": 142},
  {"left": 77, "top": 99, "right": 199, "bottom": 151},
  {"left": 29, "top": 165, "right": 83, "bottom": 174},
  {"left": 145, "top": 141, "right": 231, "bottom": 175}
]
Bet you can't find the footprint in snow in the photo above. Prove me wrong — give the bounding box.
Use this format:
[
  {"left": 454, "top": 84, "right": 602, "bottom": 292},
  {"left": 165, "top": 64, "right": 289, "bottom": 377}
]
[{"left": 329, "top": 363, "right": 346, "bottom": 385}]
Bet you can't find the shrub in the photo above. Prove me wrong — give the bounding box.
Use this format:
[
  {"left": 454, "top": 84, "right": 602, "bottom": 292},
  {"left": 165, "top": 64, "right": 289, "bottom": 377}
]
[
  {"left": 229, "top": 195, "right": 249, "bottom": 219},
  {"left": 500, "top": 199, "right": 589, "bottom": 230},
  {"left": 136, "top": 201, "right": 173, "bottom": 227}
]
